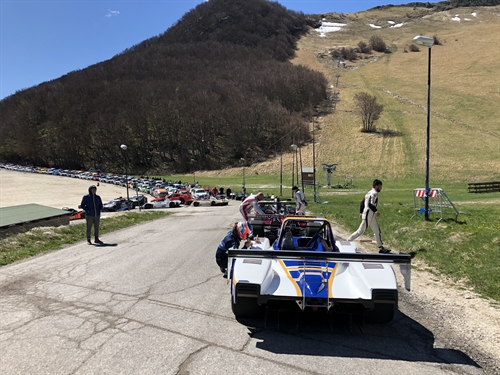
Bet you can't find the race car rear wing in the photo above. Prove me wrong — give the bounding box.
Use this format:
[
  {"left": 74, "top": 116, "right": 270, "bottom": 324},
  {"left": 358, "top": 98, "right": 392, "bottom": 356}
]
[{"left": 228, "top": 249, "right": 412, "bottom": 291}]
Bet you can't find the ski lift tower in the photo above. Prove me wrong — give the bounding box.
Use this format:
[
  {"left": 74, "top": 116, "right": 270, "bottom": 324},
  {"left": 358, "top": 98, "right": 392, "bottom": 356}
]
[{"left": 322, "top": 163, "right": 337, "bottom": 188}]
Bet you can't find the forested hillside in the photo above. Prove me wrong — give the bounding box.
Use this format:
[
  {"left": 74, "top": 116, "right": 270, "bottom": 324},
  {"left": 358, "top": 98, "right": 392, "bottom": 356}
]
[{"left": 0, "top": 0, "right": 326, "bottom": 173}]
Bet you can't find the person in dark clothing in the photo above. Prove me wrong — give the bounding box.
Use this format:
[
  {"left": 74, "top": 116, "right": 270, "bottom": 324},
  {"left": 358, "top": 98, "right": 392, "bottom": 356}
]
[
  {"left": 215, "top": 221, "right": 259, "bottom": 278},
  {"left": 80, "top": 185, "right": 104, "bottom": 244},
  {"left": 226, "top": 187, "right": 232, "bottom": 199}
]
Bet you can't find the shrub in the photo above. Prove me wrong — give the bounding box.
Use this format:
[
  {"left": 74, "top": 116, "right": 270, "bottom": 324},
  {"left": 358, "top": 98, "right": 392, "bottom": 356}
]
[
  {"left": 409, "top": 44, "right": 420, "bottom": 52},
  {"left": 369, "top": 35, "right": 386, "bottom": 52},
  {"left": 341, "top": 47, "right": 358, "bottom": 61},
  {"left": 357, "top": 41, "right": 371, "bottom": 54},
  {"left": 433, "top": 35, "right": 442, "bottom": 45}
]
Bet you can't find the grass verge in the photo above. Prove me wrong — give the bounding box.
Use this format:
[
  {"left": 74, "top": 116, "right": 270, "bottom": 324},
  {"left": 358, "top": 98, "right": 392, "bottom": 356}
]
[
  {"left": 0, "top": 211, "right": 171, "bottom": 266},
  {"left": 309, "top": 182, "right": 500, "bottom": 302}
]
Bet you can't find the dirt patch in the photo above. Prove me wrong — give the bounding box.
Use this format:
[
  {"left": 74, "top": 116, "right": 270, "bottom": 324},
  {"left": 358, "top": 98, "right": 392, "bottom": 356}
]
[{"left": 0, "top": 169, "right": 130, "bottom": 210}]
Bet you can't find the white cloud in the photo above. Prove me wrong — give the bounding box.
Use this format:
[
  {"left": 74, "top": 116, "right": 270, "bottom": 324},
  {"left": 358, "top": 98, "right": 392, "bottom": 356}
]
[{"left": 105, "top": 9, "right": 120, "bottom": 18}]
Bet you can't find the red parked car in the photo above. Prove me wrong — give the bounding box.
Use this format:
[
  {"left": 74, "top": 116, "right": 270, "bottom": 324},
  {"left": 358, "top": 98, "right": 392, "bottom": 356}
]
[{"left": 169, "top": 190, "right": 193, "bottom": 205}]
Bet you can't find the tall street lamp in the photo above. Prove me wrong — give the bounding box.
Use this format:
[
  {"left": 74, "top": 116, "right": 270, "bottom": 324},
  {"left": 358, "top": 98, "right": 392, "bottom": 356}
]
[
  {"left": 240, "top": 158, "right": 245, "bottom": 192},
  {"left": 413, "top": 35, "right": 434, "bottom": 220},
  {"left": 120, "top": 144, "right": 130, "bottom": 207},
  {"left": 191, "top": 158, "right": 196, "bottom": 186},
  {"left": 291, "top": 144, "right": 297, "bottom": 198},
  {"left": 279, "top": 139, "right": 283, "bottom": 197},
  {"left": 312, "top": 116, "right": 317, "bottom": 203}
]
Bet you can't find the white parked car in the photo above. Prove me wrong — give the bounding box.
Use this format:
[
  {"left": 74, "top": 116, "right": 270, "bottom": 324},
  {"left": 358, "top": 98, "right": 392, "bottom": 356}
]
[{"left": 141, "top": 198, "right": 181, "bottom": 209}]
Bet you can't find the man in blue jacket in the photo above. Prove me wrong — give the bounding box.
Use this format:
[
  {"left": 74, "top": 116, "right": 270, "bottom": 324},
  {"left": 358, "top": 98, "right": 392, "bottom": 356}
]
[{"left": 81, "top": 185, "right": 104, "bottom": 244}]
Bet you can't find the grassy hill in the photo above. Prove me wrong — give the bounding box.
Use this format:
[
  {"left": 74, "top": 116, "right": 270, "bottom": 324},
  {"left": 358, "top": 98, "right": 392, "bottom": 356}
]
[
  {"left": 228, "top": 5, "right": 499, "bottom": 183},
  {"left": 188, "top": 5, "right": 500, "bottom": 302}
]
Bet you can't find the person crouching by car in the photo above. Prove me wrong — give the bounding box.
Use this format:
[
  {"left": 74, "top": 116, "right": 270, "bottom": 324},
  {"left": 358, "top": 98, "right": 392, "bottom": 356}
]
[
  {"left": 80, "top": 185, "right": 103, "bottom": 245},
  {"left": 215, "top": 221, "right": 260, "bottom": 278}
]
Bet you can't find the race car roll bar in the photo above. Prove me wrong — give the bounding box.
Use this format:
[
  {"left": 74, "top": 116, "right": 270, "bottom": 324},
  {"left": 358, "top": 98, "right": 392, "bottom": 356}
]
[{"left": 228, "top": 249, "right": 412, "bottom": 291}]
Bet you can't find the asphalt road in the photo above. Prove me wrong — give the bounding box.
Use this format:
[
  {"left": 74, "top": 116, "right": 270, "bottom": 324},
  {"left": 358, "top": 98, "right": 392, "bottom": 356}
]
[{"left": 0, "top": 203, "right": 485, "bottom": 374}]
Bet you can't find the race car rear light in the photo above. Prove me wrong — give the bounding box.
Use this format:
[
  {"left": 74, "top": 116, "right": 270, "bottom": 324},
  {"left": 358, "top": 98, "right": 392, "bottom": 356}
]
[{"left": 236, "top": 283, "right": 260, "bottom": 297}]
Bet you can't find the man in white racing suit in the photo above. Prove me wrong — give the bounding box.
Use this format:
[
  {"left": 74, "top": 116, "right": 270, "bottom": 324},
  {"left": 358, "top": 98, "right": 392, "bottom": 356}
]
[
  {"left": 347, "top": 179, "right": 389, "bottom": 253},
  {"left": 292, "top": 186, "right": 307, "bottom": 215},
  {"left": 239, "top": 192, "right": 265, "bottom": 220}
]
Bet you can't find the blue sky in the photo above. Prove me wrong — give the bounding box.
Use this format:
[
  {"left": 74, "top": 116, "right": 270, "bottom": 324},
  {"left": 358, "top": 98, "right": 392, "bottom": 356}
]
[{"left": 0, "top": 0, "right": 413, "bottom": 100}]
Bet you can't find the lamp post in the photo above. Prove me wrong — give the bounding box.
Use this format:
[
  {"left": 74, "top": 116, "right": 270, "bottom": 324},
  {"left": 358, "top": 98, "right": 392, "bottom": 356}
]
[
  {"left": 279, "top": 140, "right": 283, "bottom": 197},
  {"left": 120, "top": 144, "right": 130, "bottom": 208},
  {"left": 312, "top": 116, "right": 317, "bottom": 203},
  {"left": 291, "top": 144, "right": 297, "bottom": 198},
  {"left": 413, "top": 35, "right": 434, "bottom": 221},
  {"left": 240, "top": 158, "right": 245, "bottom": 193},
  {"left": 191, "top": 158, "right": 196, "bottom": 186},
  {"left": 299, "top": 146, "right": 304, "bottom": 193}
]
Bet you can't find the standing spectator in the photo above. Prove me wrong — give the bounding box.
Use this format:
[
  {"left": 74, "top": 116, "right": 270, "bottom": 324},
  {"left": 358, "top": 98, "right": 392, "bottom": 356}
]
[
  {"left": 80, "top": 185, "right": 103, "bottom": 245},
  {"left": 212, "top": 187, "right": 218, "bottom": 197},
  {"left": 239, "top": 192, "right": 265, "bottom": 220},
  {"left": 219, "top": 187, "right": 225, "bottom": 195},
  {"left": 242, "top": 185, "right": 247, "bottom": 197},
  {"left": 292, "top": 186, "right": 307, "bottom": 215},
  {"left": 226, "top": 187, "right": 232, "bottom": 199},
  {"left": 347, "top": 179, "right": 388, "bottom": 253}
]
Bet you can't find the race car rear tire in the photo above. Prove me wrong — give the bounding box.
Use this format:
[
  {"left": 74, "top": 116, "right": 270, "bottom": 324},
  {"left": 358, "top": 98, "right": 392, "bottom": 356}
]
[
  {"left": 169, "top": 202, "right": 176, "bottom": 208},
  {"left": 365, "top": 302, "right": 396, "bottom": 323},
  {"left": 193, "top": 201, "right": 200, "bottom": 207},
  {"left": 231, "top": 296, "right": 262, "bottom": 318}
]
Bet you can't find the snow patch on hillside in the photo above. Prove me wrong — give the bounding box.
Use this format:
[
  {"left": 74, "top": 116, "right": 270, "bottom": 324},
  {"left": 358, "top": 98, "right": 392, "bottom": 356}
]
[{"left": 315, "top": 22, "right": 346, "bottom": 37}]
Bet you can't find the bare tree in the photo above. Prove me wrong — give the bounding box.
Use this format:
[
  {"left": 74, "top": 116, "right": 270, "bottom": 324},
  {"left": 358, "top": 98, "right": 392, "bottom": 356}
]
[{"left": 354, "top": 92, "right": 384, "bottom": 132}]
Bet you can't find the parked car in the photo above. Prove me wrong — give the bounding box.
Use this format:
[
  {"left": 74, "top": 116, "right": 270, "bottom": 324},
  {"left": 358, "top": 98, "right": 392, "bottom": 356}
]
[
  {"left": 169, "top": 190, "right": 193, "bottom": 205},
  {"left": 102, "top": 198, "right": 128, "bottom": 212},
  {"left": 141, "top": 198, "right": 181, "bottom": 209},
  {"left": 192, "top": 188, "right": 209, "bottom": 200},
  {"left": 62, "top": 207, "right": 86, "bottom": 221},
  {"left": 193, "top": 195, "right": 229, "bottom": 207},
  {"left": 128, "top": 194, "right": 148, "bottom": 208}
]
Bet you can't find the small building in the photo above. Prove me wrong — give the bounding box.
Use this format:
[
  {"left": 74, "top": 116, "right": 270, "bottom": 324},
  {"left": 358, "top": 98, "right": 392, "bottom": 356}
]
[
  {"left": 301, "top": 167, "right": 315, "bottom": 186},
  {"left": 0, "top": 204, "right": 71, "bottom": 239}
]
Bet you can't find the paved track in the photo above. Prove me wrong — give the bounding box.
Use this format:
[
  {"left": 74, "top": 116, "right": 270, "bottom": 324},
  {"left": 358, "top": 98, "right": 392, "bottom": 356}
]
[{"left": 0, "top": 202, "right": 485, "bottom": 374}]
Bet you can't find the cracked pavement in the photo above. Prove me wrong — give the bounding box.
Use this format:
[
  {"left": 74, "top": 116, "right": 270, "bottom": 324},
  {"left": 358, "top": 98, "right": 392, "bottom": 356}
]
[{"left": 0, "top": 204, "right": 489, "bottom": 374}]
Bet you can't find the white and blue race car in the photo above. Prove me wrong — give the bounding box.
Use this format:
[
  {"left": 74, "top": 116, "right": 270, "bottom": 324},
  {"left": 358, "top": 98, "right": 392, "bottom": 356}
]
[{"left": 228, "top": 216, "right": 411, "bottom": 323}]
